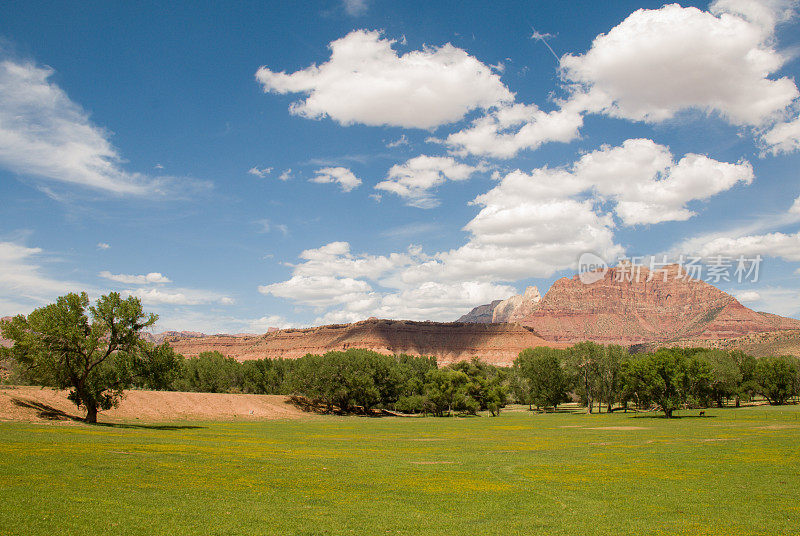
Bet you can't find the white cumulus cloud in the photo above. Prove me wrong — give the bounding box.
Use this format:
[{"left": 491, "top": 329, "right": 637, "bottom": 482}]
[
  {"left": 256, "top": 30, "right": 513, "bottom": 129},
  {"left": 762, "top": 116, "right": 800, "bottom": 155},
  {"left": 259, "top": 275, "right": 375, "bottom": 309},
  {"left": 560, "top": 2, "right": 799, "bottom": 127},
  {"left": 310, "top": 166, "right": 362, "bottom": 192},
  {"left": 440, "top": 100, "right": 588, "bottom": 159},
  {"left": 569, "top": 138, "right": 753, "bottom": 225},
  {"left": 375, "top": 155, "right": 485, "bottom": 208}
]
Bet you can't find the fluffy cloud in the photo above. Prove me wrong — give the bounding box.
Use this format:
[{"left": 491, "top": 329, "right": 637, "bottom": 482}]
[
  {"left": 712, "top": 0, "right": 798, "bottom": 31},
  {"left": 440, "top": 100, "right": 589, "bottom": 159},
  {"left": 257, "top": 240, "right": 516, "bottom": 322},
  {"left": 259, "top": 275, "right": 375, "bottom": 309},
  {"left": 0, "top": 59, "right": 179, "bottom": 195},
  {"left": 98, "top": 271, "right": 171, "bottom": 285},
  {"left": 762, "top": 116, "right": 800, "bottom": 155},
  {"left": 569, "top": 139, "right": 753, "bottom": 225},
  {"left": 375, "top": 155, "right": 485, "bottom": 208},
  {"left": 291, "top": 241, "right": 416, "bottom": 280},
  {"left": 310, "top": 166, "right": 362, "bottom": 192},
  {"left": 396, "top": 196, "right": 621, "bottom": 285},
  {"left": 450, "top": 139, "right": 751, "bottom": 231},
  {"left": 256, "top": 30, "right": 513, "bottom": 129},
  {"left": 560, "top": 2, "right": 799, "bottom": 126}
]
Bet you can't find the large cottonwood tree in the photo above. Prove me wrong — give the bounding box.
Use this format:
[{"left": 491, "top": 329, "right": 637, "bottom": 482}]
[{"left": 0, "top": 292, "right": 177, "bottom": 423}]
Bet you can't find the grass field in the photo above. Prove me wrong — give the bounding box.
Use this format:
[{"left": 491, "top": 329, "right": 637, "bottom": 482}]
[{"left": 2, "top": 405, "right": 799, "bottom": 536}]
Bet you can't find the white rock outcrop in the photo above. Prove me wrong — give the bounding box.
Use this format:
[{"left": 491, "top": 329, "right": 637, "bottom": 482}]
[{"left": 492, "top": 286, "right": 541, "bottom": 323}]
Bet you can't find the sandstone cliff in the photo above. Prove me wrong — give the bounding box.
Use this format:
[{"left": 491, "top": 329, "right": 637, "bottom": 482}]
[
  {"left": 492, "top": 286, "right": 541, "bottom": 323},
  {"left": 461, "top": 264, "right": 800, "bottom": 344},
  {"left": 165, "top": 319, "right": 566, "bottom": 367}
]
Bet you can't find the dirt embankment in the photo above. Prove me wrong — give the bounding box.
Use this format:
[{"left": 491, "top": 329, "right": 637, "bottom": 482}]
[{"left": 0, "top": 386, "right": 310, "bottom": 424}]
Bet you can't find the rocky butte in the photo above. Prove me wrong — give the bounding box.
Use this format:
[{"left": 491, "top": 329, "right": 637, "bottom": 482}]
[{"left": 460, "top": 263, "right": 800, "bottom": 344}]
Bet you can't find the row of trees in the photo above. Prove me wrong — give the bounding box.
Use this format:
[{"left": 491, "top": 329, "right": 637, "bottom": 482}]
[
  {"left": 155, "top": 349, "right": 507, "bottom": 417},
  {"left": 137, "top": 343, "right": 800, "bottom": 418},
  {"left": 2, "top": 292, "right": 799, "bottom": 421},
  {"left": 512, "top": 343, "right": 800, "bottom": 417}
]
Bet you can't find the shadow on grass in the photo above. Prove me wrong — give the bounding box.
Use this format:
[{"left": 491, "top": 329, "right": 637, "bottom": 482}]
[
  {"left": 10, "top": 397, "right": 205, "bottom": 429},
  {"left": 93, "top": 422, "right": 206, "bottom": 430},
  {"left": 521, "top": 407, "right": 589, "bottom": 415},
  {"left": 11, "top": 398, "right": 83, "bottom": 422},
  {"left": 629, "top": 414, "right": 717, "bottom": 420}
]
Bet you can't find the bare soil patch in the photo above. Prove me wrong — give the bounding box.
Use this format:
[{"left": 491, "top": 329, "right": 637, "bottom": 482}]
[{"left": 0, "top": 386, "right": 310, "bottom": 423}]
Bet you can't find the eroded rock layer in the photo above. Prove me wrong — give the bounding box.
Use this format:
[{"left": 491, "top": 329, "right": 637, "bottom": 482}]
[
  {"left": 507, "top": 264, "right": 800, "bottom": 343},
  {"left": 166, "top": 319, "right": 566, "bottom": 367}
]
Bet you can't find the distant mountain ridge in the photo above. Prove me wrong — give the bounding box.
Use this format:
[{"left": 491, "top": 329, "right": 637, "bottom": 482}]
[
  {"left": 459, "top": 264, "right": 800, "bottom": 344},
  {"left": 163, "top": 319, "right": 566, "bottom": 367}
]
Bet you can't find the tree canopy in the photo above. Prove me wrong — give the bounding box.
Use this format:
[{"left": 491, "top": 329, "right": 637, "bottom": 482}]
[{"left": 0, "top": 292, "right": 179, "bottom": 423}]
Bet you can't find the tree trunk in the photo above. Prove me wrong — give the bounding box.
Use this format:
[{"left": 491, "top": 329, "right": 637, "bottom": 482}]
[
  {"left": 85, "top": 400, "right": 98, "bottom": 424},
  {"left": 664, "top": 408, "right": 673, "bottom": 419}
]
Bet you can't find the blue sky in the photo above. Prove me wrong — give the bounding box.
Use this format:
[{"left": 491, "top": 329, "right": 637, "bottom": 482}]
[{"left": 2, "top": 0, "right": 800, "bottom": 332}]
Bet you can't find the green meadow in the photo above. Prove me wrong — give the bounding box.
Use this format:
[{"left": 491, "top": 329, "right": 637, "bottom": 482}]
[{"left": 1, "top": 405, "right": 799, "bottom": 536}]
